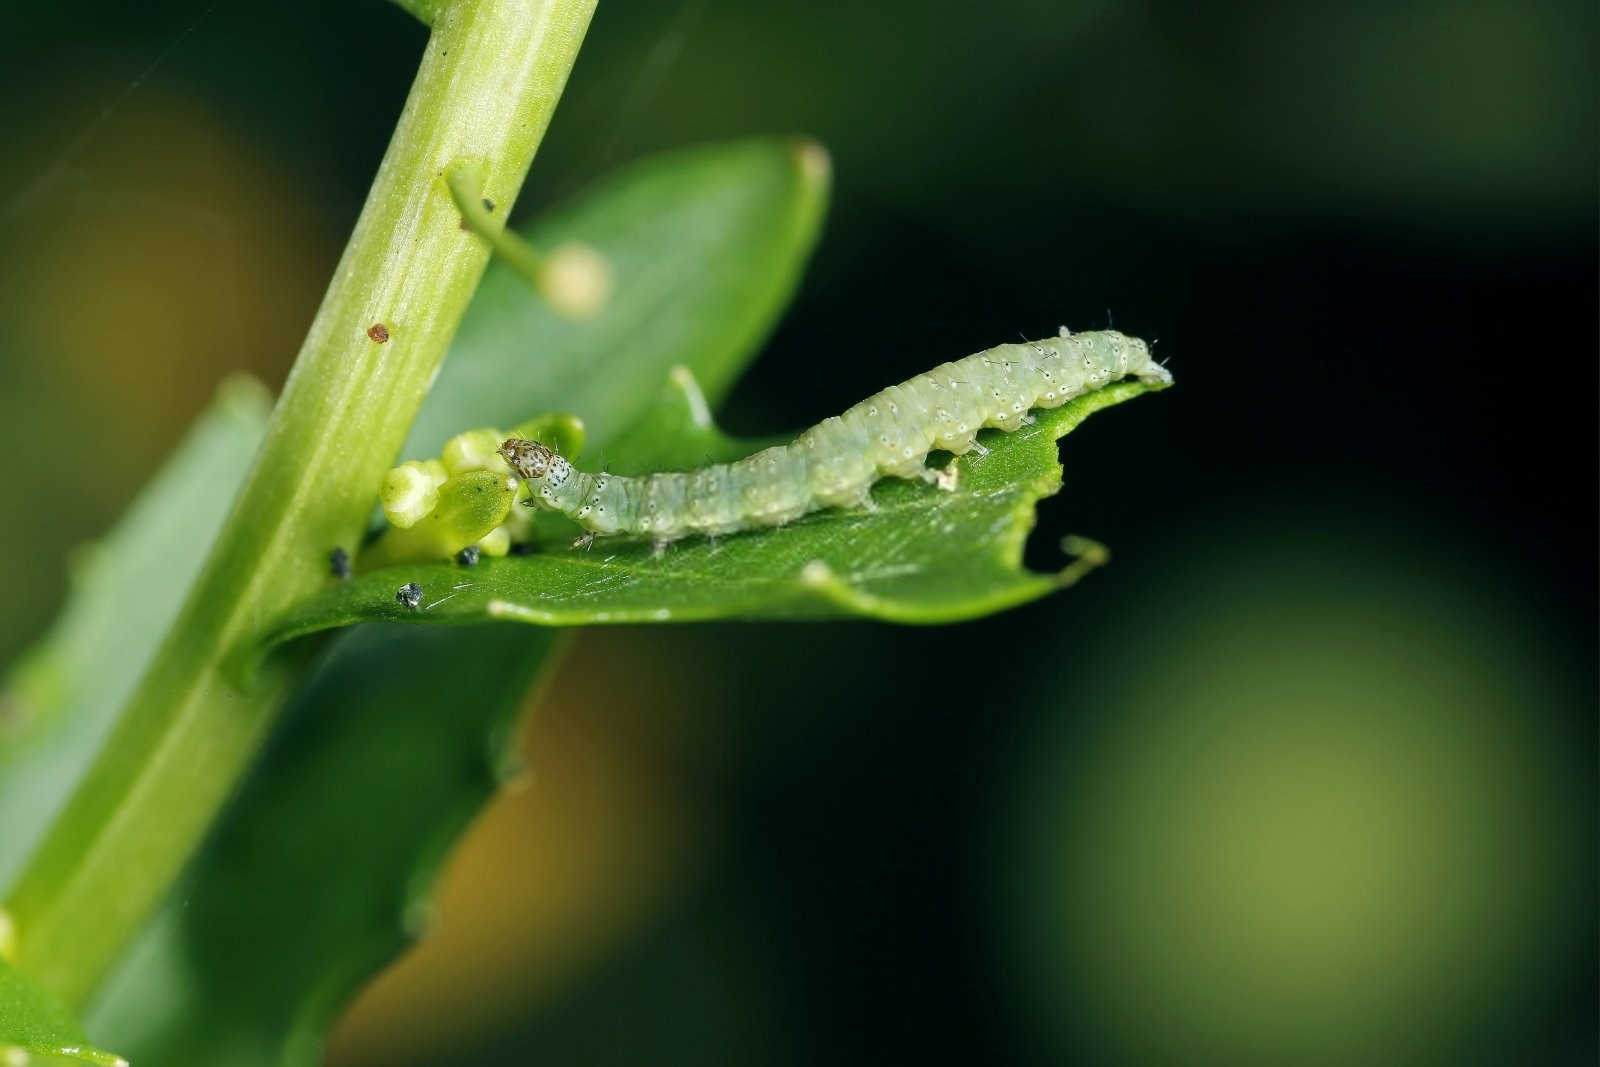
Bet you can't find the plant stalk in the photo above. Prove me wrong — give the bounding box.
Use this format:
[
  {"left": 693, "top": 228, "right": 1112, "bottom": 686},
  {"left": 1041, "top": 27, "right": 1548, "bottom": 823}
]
[{"left": 5, "top": 0, "right": 595, "bottom": 1008}]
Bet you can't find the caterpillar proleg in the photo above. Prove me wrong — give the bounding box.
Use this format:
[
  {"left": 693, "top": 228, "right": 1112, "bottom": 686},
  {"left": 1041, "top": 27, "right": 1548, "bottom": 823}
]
[{"left": 500, "top": 328, "right": 1170, "bottom": 553}]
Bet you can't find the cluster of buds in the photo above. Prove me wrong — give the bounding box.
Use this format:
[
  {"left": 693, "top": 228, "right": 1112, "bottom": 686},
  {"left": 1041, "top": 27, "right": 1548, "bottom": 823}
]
[{"left": 365, "top": 414, "right": 584, "bottom": 570}]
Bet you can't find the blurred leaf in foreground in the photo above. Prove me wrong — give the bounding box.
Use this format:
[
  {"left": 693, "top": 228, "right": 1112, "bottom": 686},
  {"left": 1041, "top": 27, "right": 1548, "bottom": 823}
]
[{"left": 0, "top": 377, "right": 270, "bottom": 889}]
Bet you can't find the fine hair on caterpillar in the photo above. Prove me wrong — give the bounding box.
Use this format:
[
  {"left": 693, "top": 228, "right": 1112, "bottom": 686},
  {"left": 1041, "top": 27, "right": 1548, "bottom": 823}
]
[{"left": 499, "top": 328, "right": 1171, "bottom": 555}]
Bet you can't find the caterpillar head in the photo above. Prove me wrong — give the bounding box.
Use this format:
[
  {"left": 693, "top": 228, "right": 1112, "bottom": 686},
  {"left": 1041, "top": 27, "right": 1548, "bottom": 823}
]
[
  {"left": 1119, "top": 334, "right": 1172, "bottom": 386},
  {"left": 1089, "top": 330, "right": 1169, "bottom": 387},
  {"left": 499, "top": 437, "right": 570, "bottom": 485}
]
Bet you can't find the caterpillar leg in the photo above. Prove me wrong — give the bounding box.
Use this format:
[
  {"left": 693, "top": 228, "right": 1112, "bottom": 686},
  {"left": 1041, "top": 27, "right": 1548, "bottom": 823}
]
[
  {"left": 651, "top": 539, "right": 672, "bottom": 560},
  {"left": 571, "top": 532, "right": 596, "bottom": 551},
  {"left": 919, "top": 462, "right": 960, "bottom": 491}
]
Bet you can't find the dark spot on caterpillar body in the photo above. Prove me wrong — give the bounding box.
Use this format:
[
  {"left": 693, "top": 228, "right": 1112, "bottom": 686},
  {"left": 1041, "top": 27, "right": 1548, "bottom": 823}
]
[
  {"left": 481, "top": 197, "right": 495, "bottom": 213},
  {"left": 500, "top": 329, "right": 1171, "bottom": 551},
  {"left": 328, "top": 546, "right": 352, "bottom": 580},
  {"left": 396, "top": 581, "right": 422, "bottom": 609},
  {"left": 367, "top": 323, "right": 390, "bottom": 344}
]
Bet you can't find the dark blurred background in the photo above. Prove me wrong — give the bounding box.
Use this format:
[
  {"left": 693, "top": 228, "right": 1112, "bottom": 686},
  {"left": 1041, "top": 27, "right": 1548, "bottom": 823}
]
[{"left": 2, "top": 1, "right": 1594, "bottom": 1064}]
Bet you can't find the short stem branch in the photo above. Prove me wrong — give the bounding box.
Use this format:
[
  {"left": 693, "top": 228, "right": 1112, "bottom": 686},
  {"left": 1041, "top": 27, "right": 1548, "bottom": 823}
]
[{"left": 449, "top": 161, "right": 549, "bottom": 282}]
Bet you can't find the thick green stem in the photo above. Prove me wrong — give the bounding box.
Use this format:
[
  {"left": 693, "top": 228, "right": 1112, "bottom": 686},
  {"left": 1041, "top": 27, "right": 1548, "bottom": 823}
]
[{"left": 5, "top": 0, "right": 595, "bottom": 1007}]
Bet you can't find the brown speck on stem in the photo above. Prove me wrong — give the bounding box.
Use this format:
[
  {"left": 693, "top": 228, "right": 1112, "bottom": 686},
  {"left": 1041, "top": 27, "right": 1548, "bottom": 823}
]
[
  {"left": 482, "top": 197, "right": 495, "bottom": 213},
  {"left": 367, "top": 323, "right": 390, "bottom": 344}
]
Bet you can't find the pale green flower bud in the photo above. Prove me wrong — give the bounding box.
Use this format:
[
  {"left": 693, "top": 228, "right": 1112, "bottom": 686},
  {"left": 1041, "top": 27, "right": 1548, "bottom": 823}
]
[
  {"left": 365, "top": 471, "right": 517, "bottom": 569},
  {"left": 381, "top": 459, "right": 448, "bottom": 529},
  {"left": 442, "top": 428, "right": 510, "bottom": 476},
  {"left": 476, "top": 526, "right": 511, "bottom": 557}
]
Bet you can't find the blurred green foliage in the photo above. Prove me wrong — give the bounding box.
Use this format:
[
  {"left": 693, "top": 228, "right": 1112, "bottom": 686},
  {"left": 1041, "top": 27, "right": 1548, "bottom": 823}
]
[
  {"left": 0, "top": 377, "right": 269, "bottom": 886},
  {"left": 1001, "top": 529, "right": 1593, "bottom": 1066}
]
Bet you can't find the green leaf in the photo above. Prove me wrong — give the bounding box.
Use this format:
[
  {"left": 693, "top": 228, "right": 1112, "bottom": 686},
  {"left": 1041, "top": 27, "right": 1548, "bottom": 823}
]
[
  {"left": 264, "top": 376, "right": 1167, "bottom": 638},
  {"left": 86, "top": 135, "right": 829, "bottom": 1066},
  {"left": 0, "top": 956, "right": 125, "bottom": 1067},
  {"left": 0, "top": 377, "right": 270, "bottom": 890},
  {"left": 607, "top": 365, "right": 783, "bottom": 472}
]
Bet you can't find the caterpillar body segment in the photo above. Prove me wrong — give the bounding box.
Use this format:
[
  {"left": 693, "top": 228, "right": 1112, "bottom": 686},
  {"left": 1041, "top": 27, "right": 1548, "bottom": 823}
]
[{"left": 499, "top": 328, "right": 1169, "bottom": 551}]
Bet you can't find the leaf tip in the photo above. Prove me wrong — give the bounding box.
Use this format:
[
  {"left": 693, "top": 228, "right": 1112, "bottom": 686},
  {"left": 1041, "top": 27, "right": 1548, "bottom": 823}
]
[
  {"left": 790, "top": 137, "right": 831, "bottom": 187},
  {"left": 213, "top": 372, "right": 273, "bottom": 422},
  {"left": 1056, "top": 535, "right": 1111, "bottom": 589}
]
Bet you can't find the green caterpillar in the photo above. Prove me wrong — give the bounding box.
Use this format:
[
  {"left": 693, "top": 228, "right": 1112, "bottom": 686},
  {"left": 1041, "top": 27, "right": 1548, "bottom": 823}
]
[{"left": 500, "top": 328, "right": 1170, "bottom": 552}]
